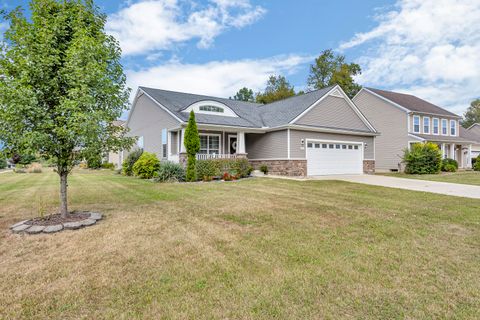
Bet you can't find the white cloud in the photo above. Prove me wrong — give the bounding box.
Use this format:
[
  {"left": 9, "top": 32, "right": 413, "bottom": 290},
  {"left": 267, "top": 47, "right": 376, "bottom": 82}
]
[
  {"left": 107, "top": 0, "right": 266, "bottom": 56},
  {"left": 125, "top": 54, "right": 312, "bottom": 99},
  {"left": 340, "top": 0, "right": 480, "bottom": 115}
]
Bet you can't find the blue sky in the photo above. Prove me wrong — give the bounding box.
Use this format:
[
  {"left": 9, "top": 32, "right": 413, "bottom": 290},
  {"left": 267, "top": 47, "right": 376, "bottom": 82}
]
[{"left": 2, "top": 0, "right": 480, "bottom": 117}]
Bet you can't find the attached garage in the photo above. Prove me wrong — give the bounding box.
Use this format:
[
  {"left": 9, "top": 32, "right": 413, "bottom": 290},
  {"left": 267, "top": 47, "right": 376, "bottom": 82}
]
[{"left": 306, "top": 140, "right": 364, "bottom": 175}]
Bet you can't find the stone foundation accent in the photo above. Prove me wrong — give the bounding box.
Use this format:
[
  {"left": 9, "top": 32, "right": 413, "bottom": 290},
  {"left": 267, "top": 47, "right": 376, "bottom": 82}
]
[
  {"left": 363, "top": 160, "right": 375, "bottom": 174},
  {"left": 250, "top": 159, "right": 307, "bottom": 177}
]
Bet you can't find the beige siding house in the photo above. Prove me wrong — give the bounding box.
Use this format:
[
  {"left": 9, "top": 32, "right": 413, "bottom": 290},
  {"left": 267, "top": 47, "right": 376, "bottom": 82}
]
[
  {"left": 122, "top": 85, "right": 378, "bottom": 176},
  {"left": 353, "top": 88, "right": 475, "bottom": 172}
]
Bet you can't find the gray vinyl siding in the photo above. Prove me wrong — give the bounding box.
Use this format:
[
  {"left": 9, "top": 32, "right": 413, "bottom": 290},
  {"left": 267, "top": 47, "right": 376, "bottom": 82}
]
[
  {"left": 127, "top": 94, "right": 180, "bottom": 159},
  {"left": 290, "top": 130, "right": 374, "bottom": 159},
  {"left": 246, "top": 130, "right": 287, "bottom": 159},
  {"left": 353, "top": 90, "right": 411, "bottom": 170},
  {"left": 295, "top": 96, "right": 370, "bottom": 131},
  {"left": 409, "top": 114, "right": 459, "bottom": 136}
]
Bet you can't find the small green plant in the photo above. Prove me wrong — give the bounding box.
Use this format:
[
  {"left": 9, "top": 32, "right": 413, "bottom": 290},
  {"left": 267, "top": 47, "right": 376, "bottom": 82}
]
[
  {"left": 0, "top": 158, "right": 7, "bottom": 169},
  {"left": 473, "top": 158, "right": 480, "bottom": 171},
  {"left": 36, "top": 195, "right": 48, "bottom": 219},
  {"left": 403, "top": 142, "right": 442, "bottom": 174},
  {"left": 259, "top": 164, "right": 269, "bottom": 175},
  {"left": 122, "top": 149, "right": 143, "bottom": 176},
  {"left": 441, "top": 158, "right": 458, "bottom": 172},
  {"left": 155, "top": 161, "right": 185, "bottom": 182},
  {"left": 101, "top": 162, "right": 115, "bottom": 170},
  {"left": 132, "top": 152, "right": 160, "bottom": 179}
]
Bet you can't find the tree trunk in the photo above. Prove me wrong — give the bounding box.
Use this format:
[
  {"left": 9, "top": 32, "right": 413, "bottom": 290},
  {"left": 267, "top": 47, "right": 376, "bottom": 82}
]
[{"left": 60, "top": 171, "right": 68, "bottom": 218}]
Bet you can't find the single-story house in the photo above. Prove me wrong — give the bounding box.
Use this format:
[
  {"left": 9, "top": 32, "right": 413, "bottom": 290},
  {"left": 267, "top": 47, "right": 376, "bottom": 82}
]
[
  {"left": 123, "top": 85, "right": 379, "bottom": 176},
  {"left": 353, "top": 88, "right": 475, "bottom": 171}
]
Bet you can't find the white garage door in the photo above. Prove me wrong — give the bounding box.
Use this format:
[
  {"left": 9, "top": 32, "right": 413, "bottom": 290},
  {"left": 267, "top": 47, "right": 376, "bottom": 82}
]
[{"left": 306, "top": 141, "right": 363, "bottom": 176}]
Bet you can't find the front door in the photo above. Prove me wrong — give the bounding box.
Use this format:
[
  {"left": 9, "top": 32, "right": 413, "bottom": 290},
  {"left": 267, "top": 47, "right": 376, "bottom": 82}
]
[{"left": 228, "top": 136, "right": 237, "bottom": 154}]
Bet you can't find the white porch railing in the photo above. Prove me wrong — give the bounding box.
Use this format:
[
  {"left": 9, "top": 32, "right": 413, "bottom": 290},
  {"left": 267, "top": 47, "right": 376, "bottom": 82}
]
[{"left": 196, "top": 153, "right": 238, "bottom": 160}]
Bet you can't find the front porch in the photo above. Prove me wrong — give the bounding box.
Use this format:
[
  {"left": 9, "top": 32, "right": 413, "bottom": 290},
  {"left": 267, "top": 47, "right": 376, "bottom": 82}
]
[
  {"left": 166, "top": 128, "right": 248, "bottom": 163},
  {"left": 438, "top": 142, "right": 472, "bottom": 169}
]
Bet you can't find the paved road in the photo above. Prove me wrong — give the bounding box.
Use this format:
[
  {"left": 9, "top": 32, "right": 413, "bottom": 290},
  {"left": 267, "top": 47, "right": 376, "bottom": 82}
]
[{"left": 311, "top": 174, "right": 480, "bottom": 199}]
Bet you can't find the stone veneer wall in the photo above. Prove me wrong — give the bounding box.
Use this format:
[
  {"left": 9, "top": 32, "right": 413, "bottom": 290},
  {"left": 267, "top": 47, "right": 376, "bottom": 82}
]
[
  {"left": 363, "top": 160, "right": 375, "bottom": 174},
  {"left": 249, "top": 160, "right": 307, "bottom": 177}
]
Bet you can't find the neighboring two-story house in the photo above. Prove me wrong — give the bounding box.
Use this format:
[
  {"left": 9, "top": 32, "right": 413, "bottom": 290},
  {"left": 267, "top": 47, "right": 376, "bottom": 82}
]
[
  {"left": 353, "top": 88, "right": 475, "bottom": 172},
  {"left": 463, "top": 123, "right": 480, "bottom": 159}
]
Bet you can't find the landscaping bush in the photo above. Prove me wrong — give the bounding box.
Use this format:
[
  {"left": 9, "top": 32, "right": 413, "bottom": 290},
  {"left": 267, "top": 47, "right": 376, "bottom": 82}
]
[
  {"left": 14, "top": 164, "right": 26, "bottom": 173},
  {"left": 441, "top": 158, "right": 458, "bottom": 172},
  {"left": 155, "top": 161, "right": 185, "bottom": 182},
  {"left": 17, "top": 154, "right": 36, "bottom": 165},
  {"left": 27, "top": 162, "right": 42, "bottom": 173},
  {"left": 403, "top": 142, "right": 442, "bottom": 174},
  {"left": 122, "top": 149, "right": 143, "bottom": 176},
  {"left": 196, "top": 159, "right": 220, "bottom": 181},
  {"left": 101, "top": 162, "right": 115, "bottom": 170},
  {"left": 0, "top": 158, "right": 6, "bottom": 169},
  {"left": 132, "top": 152, "right": 160, "bottom": 179},
  {"left": 472, "top": 157, "right": 477, "bottom": 169},
  {"left": 473, "top": 158, "right": 480, "bottom": 171},
  {"left": 260, "top": 164, "right": 269, "bottom": 175},
  {"left": 86, "top": 154, "right": 102, "bottom": 169}
]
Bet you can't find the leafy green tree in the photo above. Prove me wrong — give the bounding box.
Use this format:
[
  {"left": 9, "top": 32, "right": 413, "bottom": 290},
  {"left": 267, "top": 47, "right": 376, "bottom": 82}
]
[
  {"left": 184, "top": 111, "right": 200, "bottom": 182},
  {"left": 307, "top": 49, "right": 362, "bottom": 98},
  {"left": 462, "top": 98, "right": 480, "bottom": 128},
  {"left": 0, "top": 0, "right": 135, "bottom": 218},
  {"left": 232, "top": 87, "right": 255, "bottom": 102},
  {"left": 256, "top": 75, "right": 296, "bottom": 104}
]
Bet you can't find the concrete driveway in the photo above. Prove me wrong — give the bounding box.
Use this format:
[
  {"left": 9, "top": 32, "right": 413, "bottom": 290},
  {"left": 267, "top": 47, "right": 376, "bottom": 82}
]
[{"left": 311, "top": 174, "right": 480, "bottom": 199}]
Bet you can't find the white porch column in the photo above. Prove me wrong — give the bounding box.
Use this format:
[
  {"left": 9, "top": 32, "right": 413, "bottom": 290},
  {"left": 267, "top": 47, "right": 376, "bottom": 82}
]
[
  {"left": 180, "top": 128, "right": 186, "bottom": 153},
  {"left": 468, "top": 144, "right": 472, "bottom": 168},
  {"left": 441, "top": 143, "right": 445, "bottom": 159},
  {"left": 237, "top": 131, "right": 246, "bottom": 154},
  {"left": 450, "top": 143, "right": 455, "bottom": 159}
]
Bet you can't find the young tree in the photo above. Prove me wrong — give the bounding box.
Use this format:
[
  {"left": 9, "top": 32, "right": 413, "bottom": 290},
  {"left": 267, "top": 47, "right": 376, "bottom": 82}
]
[
  {"left": 184, "top": 111, "right": 200, "bottom": 182},
  {"left": 0, "top": 0, "right": 134, "bottom": 218},
  {"left": 462, "top": 98, "right": 480, "bottom": 128},
  {"left": 232, "top": 87, "right": 255, "bottom": 102},
  {"left": 256, "top": 75, "right": 296, "bottom": 104},
  {"left": 307, "top": 49, "right": 362, "bottom": 98}
]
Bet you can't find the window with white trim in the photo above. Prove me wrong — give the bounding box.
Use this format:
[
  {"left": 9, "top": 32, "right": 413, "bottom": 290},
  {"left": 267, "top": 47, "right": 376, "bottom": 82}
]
[
  {"left": 423, "top": 117, "right": 430, "bottom": 134},
  {"left": 413, "top": 116, "right": 420, "bottom": 133},
  {"left": 161, "top": 128, "right": 167, "bottom": 158},
  {"left": 199, "top": 134, "right": 220, "bottom": 154},
  {"left": 441, "top": 119, "right": 448, "bottom": 135},
  {"left": 137, "top": 136, "right": 144, "bottom": 149},
  {"left": 450, "top": 120, "right": 456, "bottom": 136},
  {"left": 199, "top": 105, "right": 224, "bottom": 113},
  {"left": 433, "top": 118, "right": 439, "bottom": 135}
]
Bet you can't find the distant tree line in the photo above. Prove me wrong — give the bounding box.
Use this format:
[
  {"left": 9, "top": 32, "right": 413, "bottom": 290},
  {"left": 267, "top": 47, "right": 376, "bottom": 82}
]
[{"left": 232, "top": 49, "right": 361, "bottom": 104}]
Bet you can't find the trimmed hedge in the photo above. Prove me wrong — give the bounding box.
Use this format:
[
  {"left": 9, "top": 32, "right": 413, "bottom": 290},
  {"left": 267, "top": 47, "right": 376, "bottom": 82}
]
[
  {"left": 403, "top": 142, "right": 442, "bottom": 174},
  {"left": 122, "top": 149, "right": 143, "bottom": 176},
  {"left": 132, "top": 152, "right": 160, "bottom": 179},
  {"left": 196, "top": 158, "right": 253, "bottom": 181},
  {"left": 441, "top": 158, "right": 458, "bottom": 172}
]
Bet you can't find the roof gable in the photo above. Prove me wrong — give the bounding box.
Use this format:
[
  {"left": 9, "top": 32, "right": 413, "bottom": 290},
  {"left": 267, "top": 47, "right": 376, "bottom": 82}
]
[{"left": 366, "top": 88, "right": 460, "bottom": 118}]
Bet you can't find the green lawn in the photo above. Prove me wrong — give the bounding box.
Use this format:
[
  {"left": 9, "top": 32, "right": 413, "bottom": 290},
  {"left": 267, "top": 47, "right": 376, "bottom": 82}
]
[
  {"left": 1, "top": 170, "right": 480, "bottom": 319},
  {"left": 380, "top": 171, "right": 480, "bottom": 186}
]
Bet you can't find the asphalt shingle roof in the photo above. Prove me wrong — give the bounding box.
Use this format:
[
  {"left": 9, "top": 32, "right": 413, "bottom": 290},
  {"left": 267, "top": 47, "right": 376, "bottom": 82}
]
[
  {"left": 367, "top": 88, "right": 460, "bottom": 118},
  {"left": 139, "top": 85, "right": 340, "bottom": 129},
  {"left": 412, "top": 132, "right": 475, "bottom": 144}
]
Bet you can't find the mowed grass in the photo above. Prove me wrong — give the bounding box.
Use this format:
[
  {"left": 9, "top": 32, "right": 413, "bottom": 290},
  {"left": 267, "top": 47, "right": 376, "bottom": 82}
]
[
  {"left": 1, "top": 170, "right": 480, "bottom": 319},
  {"left": 380, "top": 171, "right": 480, "bottom": 186}
]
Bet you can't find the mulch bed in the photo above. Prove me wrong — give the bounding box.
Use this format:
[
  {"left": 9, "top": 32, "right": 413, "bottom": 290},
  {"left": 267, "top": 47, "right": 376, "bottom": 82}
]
[{"left": 25, "top": 211, "right": 91, "bottom": 226}]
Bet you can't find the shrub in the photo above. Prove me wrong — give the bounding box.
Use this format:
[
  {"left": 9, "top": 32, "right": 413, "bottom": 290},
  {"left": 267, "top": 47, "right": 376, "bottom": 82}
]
[
  {"left": 86, "top": 154, "right": 102, "bottom": 169},
  {"left": 230, "top": 158, "right": 253, "bottom": 178},
  {"left": 259, "top": 164, "right": 269, "bottom": 175},
  {"left": 223, "top": 172, "right": 233, "bottom": 181},
  {"left": 132, "top": 152, "right": 160, "bottom": 179},
  {"left": 155, "top": 161, "right": 185, "bottom": 182},
  {"left": 122, "top": 149, "right": 143, "bottom": 176},
  {"left": 441, "top": 158, "right": 458, "bottom": 172},
  {"left": 14, "top": 164, "right": 26, "bottom": 173},
  {"left": 0, "top": 158, "right": 6, "bottom": 169},
  {"left": 196, "top": 159, "right": 220, "bottom": 181},
  {"left": 403, "top": 142, "right": 442, "bottom": 174},
  {"left": 17, "top": 154, "right": 36, "bottom": 165},
  {"left": 474, "top": 158, "right": 480, "bottom": 171},
  {"left": 184, "top": 111, "right": 200, "bottom": 182},
  {"left": 27, "top": 162, "right": 42, "bottom": 173},
  {"left": 472, "top": 157, "right": 477, "bottom": 168},
  {"left": 101, "top": 162, "right": 115, "bottom": 170}
]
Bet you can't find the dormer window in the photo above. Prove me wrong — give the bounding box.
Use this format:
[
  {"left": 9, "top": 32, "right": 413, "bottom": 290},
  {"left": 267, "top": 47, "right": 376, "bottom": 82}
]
[
  {"left": 199, "top": 105, "right": 224, "bottom": 113},
  {"left": 450, "top": 120, "right": 456, "bottom": 136},
  {"left": 413, "top": 115, "right": 420, "bottom": 133}
]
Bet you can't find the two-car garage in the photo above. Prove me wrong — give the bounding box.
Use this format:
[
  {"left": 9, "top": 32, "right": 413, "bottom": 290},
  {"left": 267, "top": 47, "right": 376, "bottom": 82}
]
[{"left": 306, "top": 140, "right": 364, "bottom": 176}]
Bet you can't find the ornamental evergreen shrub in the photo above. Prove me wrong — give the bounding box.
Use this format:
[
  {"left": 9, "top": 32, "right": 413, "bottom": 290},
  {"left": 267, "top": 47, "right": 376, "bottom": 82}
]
[
  {"left": 441, "top": 158, "right": 458, "bottom": 172},
  {"left": 184, "top": 111, "right": 200, "bottom": 182},
  {"left": 474, "top": 158, "right": 480, "bottom": 171},
  {"left": 132, "top": 152, "right": 160, "bottom": 179},
  {"left": 155, "top": 161, "right": 185, "bottom": 182},
  {"left": 122, "top": 149, "right": 143, "bottom": 176},
  {"left": 403, "top": 142, "right": 442, "bottom": 174},
  {"left": 260, "top": 164, "right": 269, "bottom": 175}
]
